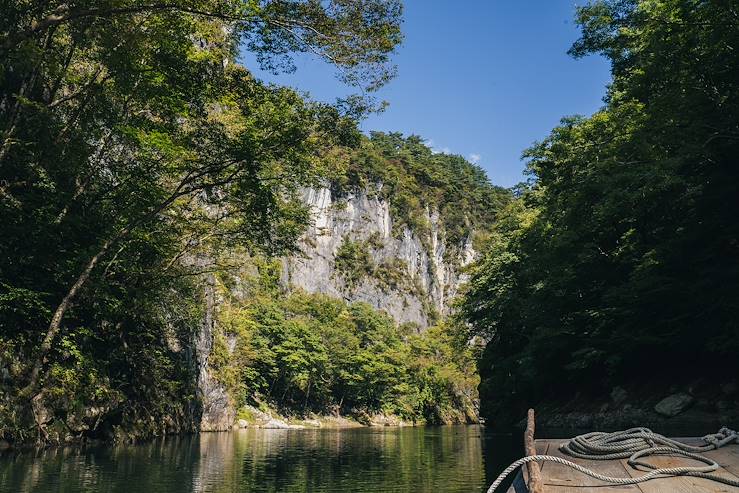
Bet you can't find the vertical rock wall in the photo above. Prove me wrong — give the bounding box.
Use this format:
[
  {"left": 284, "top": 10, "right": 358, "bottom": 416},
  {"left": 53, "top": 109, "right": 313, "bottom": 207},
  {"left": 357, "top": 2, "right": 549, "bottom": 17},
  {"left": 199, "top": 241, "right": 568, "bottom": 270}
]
[
  {"left": 195, "top": 273, "right": 235, "bottom": 431},
  {"left": 193, "top": 184, "right": 477, "bottom": 430},
  {"left": 281, "top": 186, "right": 475, "bottom": 329}
]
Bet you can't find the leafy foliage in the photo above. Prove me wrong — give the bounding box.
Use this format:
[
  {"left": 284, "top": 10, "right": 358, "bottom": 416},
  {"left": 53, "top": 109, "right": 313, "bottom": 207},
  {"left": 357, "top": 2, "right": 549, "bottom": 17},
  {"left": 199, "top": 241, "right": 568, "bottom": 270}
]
[
  {"left": 214, "top": 261, "right": 479, "bottom": 423},
  {"left": 334, "top": 237, "right": 374, "bottom": 289},
  {"left": 333, "top": 236, "right": 420, "bottom": 295},
  {"left": 461, "top": 0, "right": 739, "bottom": 423},
  {"left": 0, "top": 0, "right": 402, "bottom": 443},
  {"left": 332, "top": 132, "right": 512, "bottom": 250}
]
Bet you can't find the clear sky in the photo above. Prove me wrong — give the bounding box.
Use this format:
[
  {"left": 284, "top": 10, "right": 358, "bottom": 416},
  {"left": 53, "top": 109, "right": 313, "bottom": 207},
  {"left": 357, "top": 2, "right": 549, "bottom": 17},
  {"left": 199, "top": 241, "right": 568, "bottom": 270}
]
[{"left": 241, "top": 1, "right": 612, "bottom": 188}]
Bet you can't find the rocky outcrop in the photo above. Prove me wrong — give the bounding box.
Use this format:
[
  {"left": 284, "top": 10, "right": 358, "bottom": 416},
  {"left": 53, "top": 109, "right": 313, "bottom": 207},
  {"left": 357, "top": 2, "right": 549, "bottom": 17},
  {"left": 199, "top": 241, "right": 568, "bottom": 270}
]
[
  {"left": 195, "top": 273, "right": 235, "bottom": 431},
  {"left": 262, "top": 418, "right": 304, "bottom": 429},
  {"left": 193, "top": 184, "right": 477, "bottom": 431},
  {"left": 520, "top": 383, "right": 738, "bottom": 437},
  {"left": 654, "top": 393, "right": 694, "bottom": 417},
  {"left": 282, "top": 185, "right": 474, "bottom": 328}
]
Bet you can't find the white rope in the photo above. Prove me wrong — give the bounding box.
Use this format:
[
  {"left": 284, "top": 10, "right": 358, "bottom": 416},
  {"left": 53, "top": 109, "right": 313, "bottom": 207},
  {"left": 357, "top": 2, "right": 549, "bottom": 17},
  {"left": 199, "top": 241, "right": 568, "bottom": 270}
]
[{"left": 486, "top": 426, "right": 739, "bottom": 493}]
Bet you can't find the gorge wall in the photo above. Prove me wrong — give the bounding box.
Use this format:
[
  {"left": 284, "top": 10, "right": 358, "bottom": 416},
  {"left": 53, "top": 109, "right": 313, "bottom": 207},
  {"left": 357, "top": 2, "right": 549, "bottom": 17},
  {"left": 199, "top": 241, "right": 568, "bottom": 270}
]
[
  {"left": 195, "top": 183, "right": 479, "bottom": 429},
  {"left": 281, "top": 185, "right": 476, "bottom": 329},
  {"left": 191, "top": 132, "right": 511, "bottom": 431}
]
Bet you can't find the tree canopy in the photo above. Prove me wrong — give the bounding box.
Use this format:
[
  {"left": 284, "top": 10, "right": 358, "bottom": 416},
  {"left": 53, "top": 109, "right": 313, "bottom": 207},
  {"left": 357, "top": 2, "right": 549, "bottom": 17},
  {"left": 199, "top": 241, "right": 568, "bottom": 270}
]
[
  {"left": 461, "top": 0, "right": 739, "bottom": 423},
  {"left": 0, "top": 0, "right": 402, "bottom": 443},
  {"left": 332, "top": 132, "right": 512, "bottom": 249},
  {"left": 213, "top": 259, "right": 479, "bottom": 424}
]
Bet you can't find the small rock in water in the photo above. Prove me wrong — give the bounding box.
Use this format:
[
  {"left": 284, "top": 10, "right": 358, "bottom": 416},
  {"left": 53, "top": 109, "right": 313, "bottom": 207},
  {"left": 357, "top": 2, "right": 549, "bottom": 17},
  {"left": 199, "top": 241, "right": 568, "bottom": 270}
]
[
  {"left": 237, "top": 419, "right": 248, "bottom": 429},
  {"left": 654, "top": 393, "right": 694, "bottom": 417}
]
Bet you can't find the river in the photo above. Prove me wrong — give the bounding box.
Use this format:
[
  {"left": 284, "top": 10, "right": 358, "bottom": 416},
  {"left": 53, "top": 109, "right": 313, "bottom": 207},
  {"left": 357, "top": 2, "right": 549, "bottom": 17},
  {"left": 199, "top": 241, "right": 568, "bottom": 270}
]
[{"left": 0, "top": 425, "right": 521, "bottom": 492}]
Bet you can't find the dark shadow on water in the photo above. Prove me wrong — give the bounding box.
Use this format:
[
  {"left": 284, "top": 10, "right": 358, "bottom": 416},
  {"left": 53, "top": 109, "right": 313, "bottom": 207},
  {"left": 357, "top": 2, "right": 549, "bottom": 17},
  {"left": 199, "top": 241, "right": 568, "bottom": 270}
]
[{"left": 480, "top": 430, "right": 523, "bottom": 493}]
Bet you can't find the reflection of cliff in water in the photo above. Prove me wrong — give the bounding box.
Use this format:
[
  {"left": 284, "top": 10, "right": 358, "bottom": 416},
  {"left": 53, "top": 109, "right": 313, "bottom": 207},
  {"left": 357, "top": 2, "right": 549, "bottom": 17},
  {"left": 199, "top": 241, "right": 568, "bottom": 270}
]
[
  {"left": 192, "top": 426, "right": 487, "bottom": 493},
  {"left": 0, "top": 426, "right": 492, "bottom": 493}
]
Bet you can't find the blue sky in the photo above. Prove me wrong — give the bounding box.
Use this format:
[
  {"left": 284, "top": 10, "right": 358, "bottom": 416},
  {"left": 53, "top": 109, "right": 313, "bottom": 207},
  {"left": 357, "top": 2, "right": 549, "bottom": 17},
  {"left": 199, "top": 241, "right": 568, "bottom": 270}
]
[{"left": 241, "top": 1, "right": 612, "bottom": 188}]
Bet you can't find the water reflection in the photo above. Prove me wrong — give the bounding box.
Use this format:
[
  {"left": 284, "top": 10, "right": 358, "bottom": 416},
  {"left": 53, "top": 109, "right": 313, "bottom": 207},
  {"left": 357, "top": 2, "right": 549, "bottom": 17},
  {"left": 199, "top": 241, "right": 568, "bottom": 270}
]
[{"left": 0, "top": 425, "right": 517, "bottom": 493}]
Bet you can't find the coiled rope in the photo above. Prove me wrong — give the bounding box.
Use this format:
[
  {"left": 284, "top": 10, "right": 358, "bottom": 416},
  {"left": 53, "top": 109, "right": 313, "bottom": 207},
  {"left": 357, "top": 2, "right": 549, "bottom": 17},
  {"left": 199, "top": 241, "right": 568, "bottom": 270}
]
[{"left": 486, "top": 426, "right": 739, "bottom": 493}]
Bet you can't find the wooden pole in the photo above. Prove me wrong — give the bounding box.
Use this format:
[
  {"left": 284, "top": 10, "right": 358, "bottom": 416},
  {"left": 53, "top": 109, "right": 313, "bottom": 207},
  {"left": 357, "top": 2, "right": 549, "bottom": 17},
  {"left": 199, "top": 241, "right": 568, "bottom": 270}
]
[{"left": 525, "top": 408, "right": 544, "bottom": 493}]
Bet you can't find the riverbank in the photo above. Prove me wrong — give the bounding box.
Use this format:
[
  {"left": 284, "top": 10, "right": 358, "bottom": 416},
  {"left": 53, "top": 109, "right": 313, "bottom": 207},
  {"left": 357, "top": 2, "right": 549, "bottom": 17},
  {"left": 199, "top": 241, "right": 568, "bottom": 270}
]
[
  {"left": 0, "top": 403, "right": 475, "bottom": 451},
  {"left": 514, "top": 381, "right": 739, "bottom": 438},
  {"left": 233, "top": 404, "right": 475, "bottom": 430}
]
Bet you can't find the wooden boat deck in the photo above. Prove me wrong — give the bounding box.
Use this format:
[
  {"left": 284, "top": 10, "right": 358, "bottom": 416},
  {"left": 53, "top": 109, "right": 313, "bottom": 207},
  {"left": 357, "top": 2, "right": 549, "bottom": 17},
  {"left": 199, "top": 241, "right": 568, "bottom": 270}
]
[{"left": 509, "top": 437, "right": 739, "bottom": 493}]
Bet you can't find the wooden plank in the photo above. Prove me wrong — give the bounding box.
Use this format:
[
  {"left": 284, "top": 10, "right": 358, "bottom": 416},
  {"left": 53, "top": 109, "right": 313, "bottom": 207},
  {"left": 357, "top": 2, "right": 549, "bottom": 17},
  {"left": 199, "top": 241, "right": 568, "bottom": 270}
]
[
  {"left": 536, "top": 441, "right": 549, "bottom": 469},
  {"left": 671, "top": 439, "right": 739, "bottom": 482},
  {"left": 534, "top": 437, "right": 739, "bottom": 493},
  {"left": 538, "top": 439, "right": 644, "bottom": 493},
  {"left": 525, "top": 409, "right": 545, "bottom": 493},
  {"left": 709, "top": 445, "right": 739, "bottom": 478},
  {"left": 527, "top": 442, "right": 549, "bottom": 491},
  {"left": 504, "top": 440, "right": 549, "bottom": 493},
  {"left": 506, "top": 470, "right": 530, "bottom": 493},
  {"left": 619, "top": 448, "right": 739, "bottom": 493}
]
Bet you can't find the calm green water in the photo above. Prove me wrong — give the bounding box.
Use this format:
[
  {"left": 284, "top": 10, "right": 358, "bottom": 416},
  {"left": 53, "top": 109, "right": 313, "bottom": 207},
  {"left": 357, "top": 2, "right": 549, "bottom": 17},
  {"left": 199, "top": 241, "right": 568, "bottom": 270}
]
[{"left": 0, "top": 425, "right": 520, "bottom": 493}]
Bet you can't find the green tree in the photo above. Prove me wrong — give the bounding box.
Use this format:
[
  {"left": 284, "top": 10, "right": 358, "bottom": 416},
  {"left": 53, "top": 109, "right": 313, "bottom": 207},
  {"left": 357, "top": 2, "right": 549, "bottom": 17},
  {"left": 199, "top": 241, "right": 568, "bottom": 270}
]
[
  {"left": 1, "top": 0, "right": 402, "bottom": 443},
  {"left": 463, "top": 0, "right": 739, "bottom": 424},
  {"left": 333, "top": 132, "right": 511, "bottom": 248},
  {"left": 213, "top": 261, "right": 479, "bottom": 423}
]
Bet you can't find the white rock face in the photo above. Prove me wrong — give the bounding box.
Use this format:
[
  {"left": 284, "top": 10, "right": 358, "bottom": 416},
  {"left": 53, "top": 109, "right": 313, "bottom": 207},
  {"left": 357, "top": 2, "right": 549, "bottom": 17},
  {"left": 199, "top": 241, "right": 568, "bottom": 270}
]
[{"left": 281, "top": 186, "right": 475, "bottom": 328}]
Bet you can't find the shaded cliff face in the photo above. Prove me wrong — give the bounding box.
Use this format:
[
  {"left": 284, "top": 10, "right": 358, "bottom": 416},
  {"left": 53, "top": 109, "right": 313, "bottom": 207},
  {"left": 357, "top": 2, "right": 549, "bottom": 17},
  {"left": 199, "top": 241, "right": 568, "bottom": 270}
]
[
  {"left": 195, "top": 274, "right": 236, "bottom": 431},
  {"left": 281, "top": 186, "right": 475, "bottom": 329}
]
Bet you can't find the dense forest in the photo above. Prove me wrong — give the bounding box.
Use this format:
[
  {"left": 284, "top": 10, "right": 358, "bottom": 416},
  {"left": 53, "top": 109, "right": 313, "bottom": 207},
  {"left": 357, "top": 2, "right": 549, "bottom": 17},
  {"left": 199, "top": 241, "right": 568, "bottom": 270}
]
[
  {"left": 212, "top": 258, "right": 479, "bottom": 425},
  {"left": 461, "top": 0, "right": 739, "bottom": 425},
  {"left": 0, "top": 0, "right": 514, "bottom": 445},
  {"left": 3, "top": 0, "right": 737, "bottom": 448},
  {"left": 0, "top": 0, "right": 407, "bottom": 444}
]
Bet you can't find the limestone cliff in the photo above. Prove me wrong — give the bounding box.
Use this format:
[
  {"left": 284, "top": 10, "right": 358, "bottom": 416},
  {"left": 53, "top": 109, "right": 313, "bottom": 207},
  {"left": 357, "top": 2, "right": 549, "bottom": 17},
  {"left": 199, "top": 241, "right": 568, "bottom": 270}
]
[
  {"left": 281, "top": 185, "right": 476, "bottom": 329},
  {"left": 195, "top": 183, "right": 481, "bottom": 429},
  {"left": 192, "top": 132, "right": 511, "bottom": 430}
]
